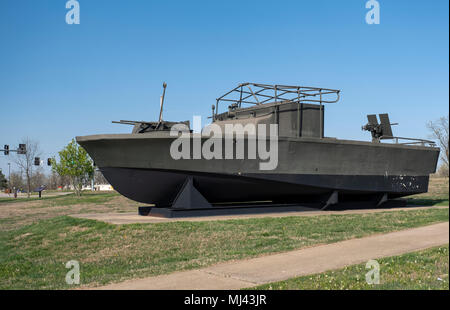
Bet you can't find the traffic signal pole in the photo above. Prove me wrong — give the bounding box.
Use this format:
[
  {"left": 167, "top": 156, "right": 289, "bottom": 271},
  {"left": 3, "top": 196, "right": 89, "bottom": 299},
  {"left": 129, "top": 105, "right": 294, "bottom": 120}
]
[
  {"left": 2, "top": 144, "right": 52, "bottom": 198},
  {"left": 1, "top": 144, "right": 27, "bottom": 155},
  {"left": 1, "top": 144, "right": 26, "bottom": 197}
]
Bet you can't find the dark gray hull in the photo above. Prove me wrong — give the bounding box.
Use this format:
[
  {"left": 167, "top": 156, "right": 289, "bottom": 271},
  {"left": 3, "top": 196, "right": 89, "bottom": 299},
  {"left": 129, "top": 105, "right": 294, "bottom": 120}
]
[
  {"left": 100, "top": 167, "right": 430, "bottom": 207},
  {"left": 76, "top": 133, "right": 439, "bottom": 207}
]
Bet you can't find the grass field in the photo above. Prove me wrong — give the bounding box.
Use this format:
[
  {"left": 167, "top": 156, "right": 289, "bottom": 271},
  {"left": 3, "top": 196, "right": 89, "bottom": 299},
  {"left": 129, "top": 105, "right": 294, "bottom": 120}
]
[
  {"left": 253, "top": 245, "right": 449, "bottom": 290},
  {"left": 407, "top": 177, "right": 449, "bottom": 206},
  {"left": 0, "top": 178, "right": 448, "bottom": 289},
  {"left": 0, "top": 192, "right": 138, "bottom": 231},
  {"left": 0, "top": 207, "right": 447, "bottom": 289}
]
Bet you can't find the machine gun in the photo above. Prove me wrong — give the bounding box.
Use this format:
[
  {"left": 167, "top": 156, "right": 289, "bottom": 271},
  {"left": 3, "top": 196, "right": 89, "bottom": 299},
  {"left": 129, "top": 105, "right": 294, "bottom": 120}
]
[
  {"left": 112, "top": 83, "right": 190, "bottom": 133},
  {"left": 362, "top": 113, "right": 396, "bottom": 141},
  {"left": 363, "top": 114, "right": 435, "bottom": 146}
]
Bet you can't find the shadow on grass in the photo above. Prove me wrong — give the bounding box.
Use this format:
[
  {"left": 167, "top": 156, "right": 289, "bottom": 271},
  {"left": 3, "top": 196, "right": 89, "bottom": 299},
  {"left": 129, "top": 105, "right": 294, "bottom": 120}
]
[{"left": 406, "top": 197, "right": 449, "bottom": 206}]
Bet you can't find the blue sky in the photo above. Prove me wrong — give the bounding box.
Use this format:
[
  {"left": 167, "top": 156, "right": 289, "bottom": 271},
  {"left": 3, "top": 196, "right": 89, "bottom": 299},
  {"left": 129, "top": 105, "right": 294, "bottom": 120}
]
[{"left": 0, "top": 0, "right": 448, "bottom": 175}]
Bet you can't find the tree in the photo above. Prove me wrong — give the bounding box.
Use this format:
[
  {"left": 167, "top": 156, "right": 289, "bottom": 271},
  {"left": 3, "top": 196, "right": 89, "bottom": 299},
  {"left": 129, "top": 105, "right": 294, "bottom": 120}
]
[
  {"left": 427, "top": 115, "right": 449, "bottom": 177},
  {"left": 47, "top": 171, "right": 71, "bottom": 190},
  {"left": 94, "top": 170, "right": 109, "bottom": 185},
  {"left": 31, "top": 168, "right": 46, "bottom": 191},
  {"left": 0, "top": 170, "right": 7, "bottom": 190},
  {"left": 52, "top": 139, "right": 94, "bottom": 196},
  {"left": 14, "top": 138, "right": 41, "bottom": 197},
  {"left": 9, "top": 172, "right": 25, "bottom": 190}
]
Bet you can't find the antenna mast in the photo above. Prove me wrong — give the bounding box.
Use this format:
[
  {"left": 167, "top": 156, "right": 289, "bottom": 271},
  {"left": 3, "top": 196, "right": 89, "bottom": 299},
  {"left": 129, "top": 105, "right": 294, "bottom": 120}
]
[{"left": 159, "top": 82, "right": 167, "bottom": 122}]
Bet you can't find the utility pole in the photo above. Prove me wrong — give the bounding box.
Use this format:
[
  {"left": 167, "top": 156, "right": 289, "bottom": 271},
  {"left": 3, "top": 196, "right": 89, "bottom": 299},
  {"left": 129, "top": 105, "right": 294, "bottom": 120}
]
[{"left": 8, "top": 163, "right": 11, "bottom": 196}]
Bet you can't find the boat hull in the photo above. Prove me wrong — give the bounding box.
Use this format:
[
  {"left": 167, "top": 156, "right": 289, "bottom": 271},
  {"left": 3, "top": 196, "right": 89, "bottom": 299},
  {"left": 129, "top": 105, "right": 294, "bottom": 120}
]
[
  {"left": 100, "top": 167, "right": 430, "bottom": 206},
  {"left": 77, "top": 133, "right": 440, "bottom": 207}
]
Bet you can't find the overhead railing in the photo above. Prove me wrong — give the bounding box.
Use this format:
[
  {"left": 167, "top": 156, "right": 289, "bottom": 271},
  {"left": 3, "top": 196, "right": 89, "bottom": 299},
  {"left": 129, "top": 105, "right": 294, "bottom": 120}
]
[
  {"left": 215, "top": 83, "right": 341, "bottom": 113},
  {"left": 382, "top": 136, "right": 436, "bottom": 146},
  {"left": 214, "top": 83, "right": 341, "bottom": 139}
]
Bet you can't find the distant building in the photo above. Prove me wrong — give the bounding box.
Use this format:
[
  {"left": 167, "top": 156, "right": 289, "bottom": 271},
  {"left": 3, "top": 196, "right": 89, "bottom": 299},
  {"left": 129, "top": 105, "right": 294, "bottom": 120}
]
[{"left": 94, "top": 184, "right": 113, "bottom": 191}]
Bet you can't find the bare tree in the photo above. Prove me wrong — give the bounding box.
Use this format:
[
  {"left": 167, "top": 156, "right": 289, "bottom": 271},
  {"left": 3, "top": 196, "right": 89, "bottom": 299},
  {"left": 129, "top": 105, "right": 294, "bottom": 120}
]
[
  {"left": 14, "top": 138, "right": 41, "bottom": 197},
  {"left": 47, "top": 171, "right": 59, "bottom": 190},
  {"left": 31, "top": 168, "right": 46, "bottom": 190},
  {"left": 46, "top": 171, "right": 71, "bottom": 190},
  {"left": 94, "top": 170, "right": 109, "bottom": 185},
  {"left": 9, "top": 172, "right": 25, "bottom": 190},
  {"left": 427, "top": 115, "right": 449, "bottom": 176}
]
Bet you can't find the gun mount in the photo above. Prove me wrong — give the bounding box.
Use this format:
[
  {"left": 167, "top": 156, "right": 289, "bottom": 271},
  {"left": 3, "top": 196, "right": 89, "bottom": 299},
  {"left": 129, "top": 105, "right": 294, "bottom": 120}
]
[
  {"left": 112, "top": 83, "right": 191, "bottom": 133},
  {"left": 112, "top": 120, "right": 190, "bottom": 133},
  {"left": 363, "top": 114, "right": 435, "bottom": 146}
]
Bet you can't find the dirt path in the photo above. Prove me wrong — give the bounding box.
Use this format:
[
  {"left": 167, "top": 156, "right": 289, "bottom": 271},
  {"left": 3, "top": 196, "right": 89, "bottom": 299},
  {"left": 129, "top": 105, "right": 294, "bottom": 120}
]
[{"left": 93, "top": 222, "right": 449, "bottom": 290}]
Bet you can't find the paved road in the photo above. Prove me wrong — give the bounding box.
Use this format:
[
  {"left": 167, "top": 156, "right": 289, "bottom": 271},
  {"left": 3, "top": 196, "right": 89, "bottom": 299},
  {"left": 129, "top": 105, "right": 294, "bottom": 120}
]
[{"left": 93, "top": 221, "right": 449, "bottom": 290}]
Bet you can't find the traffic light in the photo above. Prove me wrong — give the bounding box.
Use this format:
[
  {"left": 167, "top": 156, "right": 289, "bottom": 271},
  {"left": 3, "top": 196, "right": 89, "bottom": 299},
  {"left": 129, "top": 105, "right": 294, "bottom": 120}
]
[
  {"left": 18, "top": 144, "right": 26, "bottom": 155},
  {"left": 47, "top": 158, "right": 52, "bottom": 166},
  {"left": 34, "top": 157, "right": 40, "bottom": 166},
  {"left": 3, "top": 145, "right": 9, "bottom": 155}
]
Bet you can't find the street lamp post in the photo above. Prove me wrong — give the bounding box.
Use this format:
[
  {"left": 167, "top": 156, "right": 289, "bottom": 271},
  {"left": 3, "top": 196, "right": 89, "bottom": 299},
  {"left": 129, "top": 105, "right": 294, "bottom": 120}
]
[{"left": 8, "top": 163, "right": 11, "bottom": 196}]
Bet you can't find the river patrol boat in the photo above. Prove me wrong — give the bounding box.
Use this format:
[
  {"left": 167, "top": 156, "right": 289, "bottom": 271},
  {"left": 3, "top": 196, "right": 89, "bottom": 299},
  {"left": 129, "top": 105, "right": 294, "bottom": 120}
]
[{"left": 76, "top": 83, "right": 439, "bottom": 216}]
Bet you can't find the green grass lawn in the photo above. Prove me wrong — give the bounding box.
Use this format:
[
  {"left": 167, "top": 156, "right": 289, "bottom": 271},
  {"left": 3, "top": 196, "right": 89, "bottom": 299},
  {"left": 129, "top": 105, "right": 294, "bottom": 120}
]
[
  {"left": 0, "top": 207, "right": 448, "bottom": 289},
  {"left": 253, "top": 245, "right": 449, "bottom": 290},
  {"left": 0, "top": 192, "right": 139, "bottom": 232}
]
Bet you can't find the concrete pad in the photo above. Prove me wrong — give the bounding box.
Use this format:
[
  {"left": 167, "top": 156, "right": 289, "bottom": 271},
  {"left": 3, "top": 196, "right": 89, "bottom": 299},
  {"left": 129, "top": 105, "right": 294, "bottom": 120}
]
[
  {"left": 72, "top": 205, "right": 448, "bottom": 225},
  {"left": 93, "top": 221, "right": 449, "bottom": 290}
]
